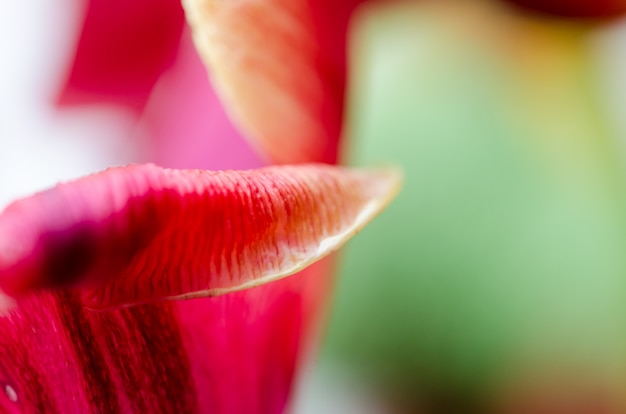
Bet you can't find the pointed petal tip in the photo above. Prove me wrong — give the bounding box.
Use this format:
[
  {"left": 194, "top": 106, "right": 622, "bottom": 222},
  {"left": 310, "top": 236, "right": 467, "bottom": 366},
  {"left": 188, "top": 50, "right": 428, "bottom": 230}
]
[
  {"left": 163, "top": 165, "right": 404, "bottom": 302},
  {"left": 0, "top": 163, "right": 402, "bottom": 309},
  {"left": 362, "top": 165, "right": 404, "bottom": 200}
]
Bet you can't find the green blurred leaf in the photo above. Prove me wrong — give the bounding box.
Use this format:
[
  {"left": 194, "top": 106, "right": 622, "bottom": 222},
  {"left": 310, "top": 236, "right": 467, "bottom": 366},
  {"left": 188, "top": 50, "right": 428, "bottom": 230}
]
[{"left": 326, "top": 1, "right": 626, "bottom": 407}]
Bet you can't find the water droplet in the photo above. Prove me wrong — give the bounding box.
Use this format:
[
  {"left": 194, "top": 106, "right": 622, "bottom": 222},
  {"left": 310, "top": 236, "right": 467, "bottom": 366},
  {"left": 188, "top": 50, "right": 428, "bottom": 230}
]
[{"left": 4, "top": 384, "right": 17, "bottom": 403}]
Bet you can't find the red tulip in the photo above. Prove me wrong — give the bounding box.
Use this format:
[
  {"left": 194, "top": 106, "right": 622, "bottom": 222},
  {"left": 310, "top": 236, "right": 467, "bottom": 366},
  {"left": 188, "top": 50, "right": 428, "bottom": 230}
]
[
  {"left": 0, "top": 163, "right": 401, "bottom": 412},
  {"left": 20, "top": 1, "right": 392, "bottom": 412}
]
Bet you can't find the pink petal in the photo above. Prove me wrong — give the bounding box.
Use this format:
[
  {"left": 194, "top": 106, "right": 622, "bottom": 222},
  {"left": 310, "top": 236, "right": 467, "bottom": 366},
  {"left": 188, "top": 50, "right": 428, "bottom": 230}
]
[
  {"left": 141, "top": 30, "right": 265, "bottom": 171},
  {"left": 57, "top": 0, "right": 185, "bottom": 112},
  {"left": 0, "top": 260, "right": 331, "bottom": 413},
  {"left": 183, "top": 0, "right": 366, "bottom": 164},
  {"left": 0, "top": 164, "right": 401, "bottom": 309}
]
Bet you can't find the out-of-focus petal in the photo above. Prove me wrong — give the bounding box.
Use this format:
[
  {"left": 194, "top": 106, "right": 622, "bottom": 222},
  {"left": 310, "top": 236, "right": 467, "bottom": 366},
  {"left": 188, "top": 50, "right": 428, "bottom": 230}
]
[
  {"left": 141, "top": 30, "right": 264, "bottom": 171},
  {"left": 0, "top": 261, "right": 331, "bottom": 413},
  {"left": 57, "top": 0, "right": 185, "bottom": 112},
  {"left": 0, "top": 164, "right": 401, "bottom": 309},
  {"left": 182, "top": 0, "right": 365, "bottom": 164},
  {"left": 504, "top": 0, "right": 626, "bottom": 18}
]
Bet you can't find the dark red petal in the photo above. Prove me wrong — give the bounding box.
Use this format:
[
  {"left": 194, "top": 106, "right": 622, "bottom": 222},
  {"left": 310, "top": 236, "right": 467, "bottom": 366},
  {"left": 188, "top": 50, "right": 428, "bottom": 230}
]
[
  {"left": 183, "top": 0, "right": 366, "bottom": 164},
  {"left": 504, "top": 0, "right": 626, "bottom": 18},
  {"left": 57, "top": 0, "right": 185, "bottom": 112},
  {"left": 0, "top": 164, "right": 400, "bottom": 308}
]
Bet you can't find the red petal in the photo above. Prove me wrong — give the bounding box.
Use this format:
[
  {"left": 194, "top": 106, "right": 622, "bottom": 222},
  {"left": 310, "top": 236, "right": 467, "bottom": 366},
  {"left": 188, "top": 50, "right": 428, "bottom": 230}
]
[
  {"left": 0, "top": 164, "right": 400, "bottom": 308},
  {"left": 57, "top": 0, "right": 185, "bottom": 112},
  {"left": 183, "top": 0, "right": 366, "bottom": 164},
  {"left": 504, "top": 0, "right": 626, "bottom": 18}
]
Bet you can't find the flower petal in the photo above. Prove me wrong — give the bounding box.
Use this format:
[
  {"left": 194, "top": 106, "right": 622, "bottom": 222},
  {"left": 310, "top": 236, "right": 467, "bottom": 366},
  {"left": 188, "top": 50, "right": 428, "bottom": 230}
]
[
  {"left": 504, "top": 0, "right": 626, "bottom": 18},
  {"left": 0, "top": 262, "right": 331, "bottom": 412},
  {"left": 141, "top": 31, "right": 266, "bottom": 171},
  {"left": 182, "top": 0, "right": 365, "bottom": 164},
  {"left": 0, "top": 164, "right": 400, "bottom": 308},
  {"left": 57, "top": 0, "right": 185, "bottom": 112}
]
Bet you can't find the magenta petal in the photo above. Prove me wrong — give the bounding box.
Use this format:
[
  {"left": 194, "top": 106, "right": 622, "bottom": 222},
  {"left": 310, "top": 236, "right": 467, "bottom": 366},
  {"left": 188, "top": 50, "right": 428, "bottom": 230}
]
[
  {"left": 142, "top": 31, "right": 265, "bottom": 171},
  {"left": 57, "top": 0, "right": 185, "bottom": 112},
  {"left": 0, "top": 260, "right": 331, "bottom": 413},
  {"left": 0, "top": 163, "right": 400, "bottom": 309}
]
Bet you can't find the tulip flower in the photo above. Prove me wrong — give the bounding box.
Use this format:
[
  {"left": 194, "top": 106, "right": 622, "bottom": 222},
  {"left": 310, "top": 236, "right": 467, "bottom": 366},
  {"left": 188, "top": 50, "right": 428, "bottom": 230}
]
[
  {"left": 0, "top": 163, "right": 400, "bottom": 412},
  {"left": 3, "top": 0, "right": 403, "bottom": 413}
]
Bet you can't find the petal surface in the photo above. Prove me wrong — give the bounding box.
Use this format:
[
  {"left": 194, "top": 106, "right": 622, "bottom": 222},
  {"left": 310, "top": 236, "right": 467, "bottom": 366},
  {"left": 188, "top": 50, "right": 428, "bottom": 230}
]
[
  {"left": 0, "top": 164, "right": 400, "bottom": 308},
  {"left": 142, "top": 31, "right": 265, "bottom": 172},
  {"left": 57, "top": 0, "right": 185, "bottom": 112},
  {"left": 0, "top": 261, "right": 331, "bottom": 413},
  {"left": 182, "top": 0, "right": 365, "bottom": 164}
]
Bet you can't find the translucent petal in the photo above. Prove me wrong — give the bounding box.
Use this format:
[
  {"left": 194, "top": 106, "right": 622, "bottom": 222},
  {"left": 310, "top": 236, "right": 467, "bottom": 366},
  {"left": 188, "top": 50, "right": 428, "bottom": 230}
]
[
  {"left": 183, "top": 0, "right": 365, "bottom": 163},
  {"left": 0, "top": 164, "right": 401, "bottom": 308}
]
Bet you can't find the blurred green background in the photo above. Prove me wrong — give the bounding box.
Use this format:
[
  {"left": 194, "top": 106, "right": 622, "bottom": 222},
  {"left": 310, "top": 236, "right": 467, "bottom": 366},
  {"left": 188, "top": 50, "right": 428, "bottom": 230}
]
[{"left": 323, "top": 1, "right": 626, "bottom": 412}]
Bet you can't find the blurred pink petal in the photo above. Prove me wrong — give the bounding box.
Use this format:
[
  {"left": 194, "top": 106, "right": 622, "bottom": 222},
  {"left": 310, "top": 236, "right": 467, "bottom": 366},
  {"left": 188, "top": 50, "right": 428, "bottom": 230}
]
[
  {"left": 141, "top": 31, "right": 263, "bottom": 171},
  {"left": 57, "top": 0, "right": 185, "bottom": 112},
  {"left": 0, "top": 263, "right": 330, "bottom": 413}
]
